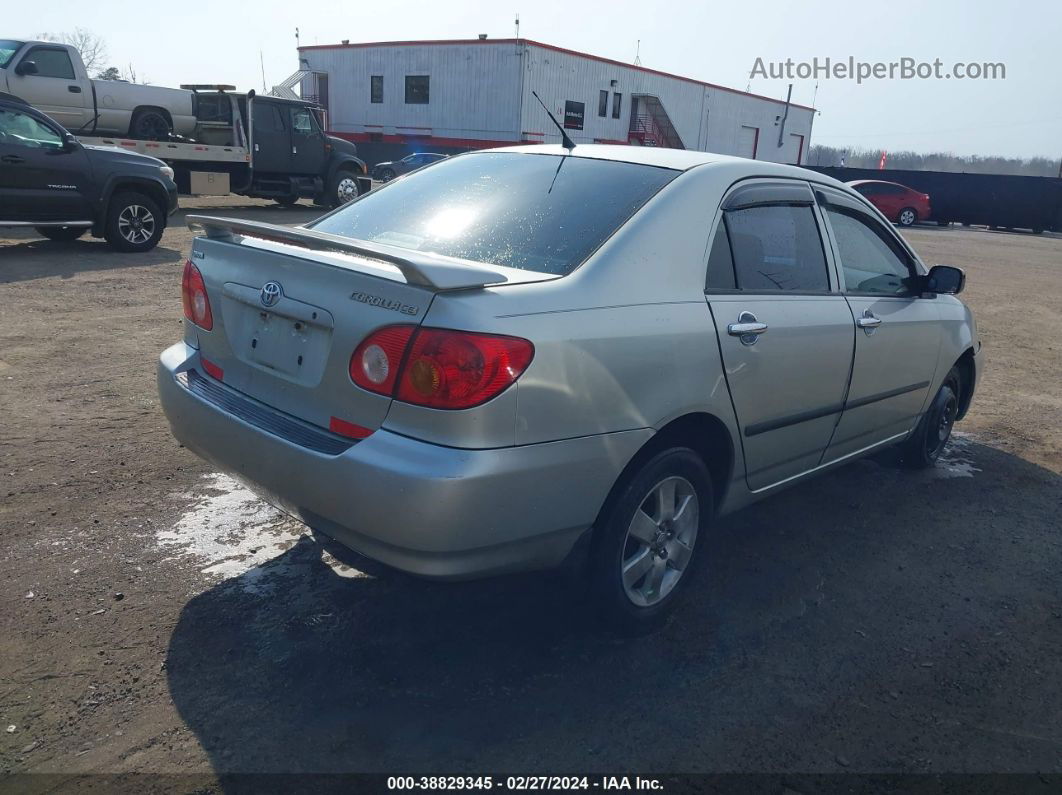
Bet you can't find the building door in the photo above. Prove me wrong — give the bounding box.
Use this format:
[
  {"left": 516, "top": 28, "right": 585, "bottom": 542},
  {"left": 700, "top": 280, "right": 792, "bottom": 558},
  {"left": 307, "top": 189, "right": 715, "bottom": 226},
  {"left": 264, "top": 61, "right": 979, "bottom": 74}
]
[
  {"left": 737, "top": 125, "right": 759, "bottom": 159},
  {"left": 790, "top": 133, "right": 805, "bottom": 165}
]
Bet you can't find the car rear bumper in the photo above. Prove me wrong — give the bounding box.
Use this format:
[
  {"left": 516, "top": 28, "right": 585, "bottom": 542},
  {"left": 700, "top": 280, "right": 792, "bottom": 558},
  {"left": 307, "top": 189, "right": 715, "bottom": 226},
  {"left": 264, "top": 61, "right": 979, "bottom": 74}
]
[{"left": 157, "top": 342, "right": 650, "bottom": 580}]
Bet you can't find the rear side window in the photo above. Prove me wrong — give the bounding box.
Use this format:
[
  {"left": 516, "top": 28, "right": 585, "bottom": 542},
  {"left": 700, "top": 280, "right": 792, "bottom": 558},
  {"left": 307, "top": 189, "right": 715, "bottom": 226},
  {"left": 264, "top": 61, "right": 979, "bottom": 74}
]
[
  {"left": 311, "top": 152, "right": 678, "bottom": 275},
  {"left": 0, "top": 40, "right": 22, "bottom": 69},
  {"left": 705, "top": 222, "right": 736, "bottom": 290},
  {"left": 26, "top": 47, "right": 75, "bottom": 79},
  {"left": 724, "top": 205, "right": 829, "bottom": 291},
  {"left": 253, "top": 103, "right": 286, "bottom": 132}
]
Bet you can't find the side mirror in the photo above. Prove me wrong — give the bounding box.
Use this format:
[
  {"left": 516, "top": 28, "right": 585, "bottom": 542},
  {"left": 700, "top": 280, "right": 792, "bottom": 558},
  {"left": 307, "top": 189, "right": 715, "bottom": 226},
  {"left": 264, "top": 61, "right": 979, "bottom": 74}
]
[
  {"left": 925, "top": 265, "right": 965, "bottom": 295},
  {"left": 15, "top": 60, "right": 39, "bottom": 76},
  {"left": 61, "top": 132, "right": 79, "bottom": 151}
]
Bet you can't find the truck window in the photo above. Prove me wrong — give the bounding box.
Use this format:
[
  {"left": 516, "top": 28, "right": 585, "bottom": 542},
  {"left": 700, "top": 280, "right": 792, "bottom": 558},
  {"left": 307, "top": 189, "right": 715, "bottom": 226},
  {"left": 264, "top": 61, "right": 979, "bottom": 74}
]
[
  {"left": 0, "top": 108, "right": 63, "bottom": 149},
  {"left": 291, "top": 108, "right": 314, "bottom": 135},
  {"left": 0, "top": 40, "right": 22, "bottom": 68},
  {"left": 25, "top": 47, "right": 75, "bottom": 79},
  {"left": 253, "top": 102, "right": 286, "bottom": 132}
]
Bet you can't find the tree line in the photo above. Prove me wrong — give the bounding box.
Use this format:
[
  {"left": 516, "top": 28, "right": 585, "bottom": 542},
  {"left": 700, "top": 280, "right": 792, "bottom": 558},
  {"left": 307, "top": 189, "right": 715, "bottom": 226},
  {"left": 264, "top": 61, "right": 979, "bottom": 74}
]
[{"left": 807, "top": 145, "right": 1061, "bottom": 178}]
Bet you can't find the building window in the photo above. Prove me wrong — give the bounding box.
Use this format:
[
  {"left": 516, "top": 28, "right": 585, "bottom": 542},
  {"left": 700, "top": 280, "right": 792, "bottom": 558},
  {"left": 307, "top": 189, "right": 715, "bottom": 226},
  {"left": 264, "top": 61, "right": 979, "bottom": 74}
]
[
  {"left": 598, "top": 90, "right": 608, "bottom": 117},
  {"left": 370, "top": 75, "right": 383, "bottom": 103},
  {"left": 405, "top": 75, "right": 429, "bottom": 104},
  {"left": 612, "top": 92, "right": 622, "bottom": 119}
]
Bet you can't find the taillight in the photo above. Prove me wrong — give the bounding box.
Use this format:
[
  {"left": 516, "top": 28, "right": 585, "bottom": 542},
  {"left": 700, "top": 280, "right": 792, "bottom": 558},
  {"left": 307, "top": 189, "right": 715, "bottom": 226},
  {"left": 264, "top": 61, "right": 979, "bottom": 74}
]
[
  {"left": 181, "top": 260, "right": 213, "bottom": 330},
  {"left": 348, "top": 326, "right": 534, "bottom": 409},
  {"left": 349, "top": 325, "right": 416, "bottom": 395}
]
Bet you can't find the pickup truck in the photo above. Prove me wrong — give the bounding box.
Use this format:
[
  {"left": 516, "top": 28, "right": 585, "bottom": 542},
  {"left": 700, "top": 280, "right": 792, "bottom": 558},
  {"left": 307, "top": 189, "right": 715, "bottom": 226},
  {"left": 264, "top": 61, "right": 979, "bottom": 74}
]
[
  {"left": 0, "top": 39, "right": 195, "bottom": 140},
  {"left": 0, "top": 92, "right": 178, "bottom": 251}
]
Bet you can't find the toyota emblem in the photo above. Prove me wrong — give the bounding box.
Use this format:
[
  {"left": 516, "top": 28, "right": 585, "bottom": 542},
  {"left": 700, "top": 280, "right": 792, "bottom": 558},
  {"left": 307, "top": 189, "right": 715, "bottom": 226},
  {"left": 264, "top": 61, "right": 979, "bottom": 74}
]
[{"left": 260, "top": 281, "right": 282, "bottom": 307}]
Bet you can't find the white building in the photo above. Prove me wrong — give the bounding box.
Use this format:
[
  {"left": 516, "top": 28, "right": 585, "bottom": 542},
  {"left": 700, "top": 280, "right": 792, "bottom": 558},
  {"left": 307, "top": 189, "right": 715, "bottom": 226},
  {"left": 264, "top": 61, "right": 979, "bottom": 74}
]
[{"left": 296, "top": 38, "right": 815, "bottom": 164}]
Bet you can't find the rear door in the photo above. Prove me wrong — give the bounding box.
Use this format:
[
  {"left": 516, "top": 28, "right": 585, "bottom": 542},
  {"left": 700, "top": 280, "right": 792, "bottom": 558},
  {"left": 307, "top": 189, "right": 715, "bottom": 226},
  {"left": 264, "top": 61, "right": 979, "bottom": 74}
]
[
  {"left": 0, "top": 105, "right": 93, "bottom": 221},
  {"left": 817, "top": 186, "right": 942, "bottom": 461},
  {"left": 288, "top": 105, "right": 327, "bottom": 176},
  {"left": 705, "top": 180, "right": 854, "bottom": 491},
  {"left": 8, "top": 45, "right": 89, "bottom": 131}
]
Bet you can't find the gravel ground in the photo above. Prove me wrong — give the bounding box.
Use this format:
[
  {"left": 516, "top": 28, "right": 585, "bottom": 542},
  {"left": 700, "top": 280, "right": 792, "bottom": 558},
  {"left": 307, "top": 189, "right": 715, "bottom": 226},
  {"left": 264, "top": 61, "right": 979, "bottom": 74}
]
[{"left": 1, "top": 200, "right": 1060, "bottom": 785}]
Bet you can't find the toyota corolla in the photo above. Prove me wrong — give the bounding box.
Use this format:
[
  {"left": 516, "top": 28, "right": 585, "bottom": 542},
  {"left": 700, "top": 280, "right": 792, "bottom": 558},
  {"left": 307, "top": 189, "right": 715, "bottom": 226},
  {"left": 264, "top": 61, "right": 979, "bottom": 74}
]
[{"left": 158, "top": 145, "right": 980, "bottom": 631}]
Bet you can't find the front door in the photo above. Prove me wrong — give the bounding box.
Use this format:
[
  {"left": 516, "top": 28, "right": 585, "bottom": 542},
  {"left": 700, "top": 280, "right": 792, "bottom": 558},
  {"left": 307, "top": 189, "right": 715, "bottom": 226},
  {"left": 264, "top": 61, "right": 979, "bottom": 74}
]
[
  {"left": 249, "top": 99, "right": 290, "bottom": 175},
  {"left": 288, "top": 106, "right": 327, "bottom": 176},
  {"left": 818, "top": 188, "right": 942, "bottom": 461},
  {"left": 0, "top": 105, "right": 93, "bottom": 221},
  {"left": 705, "top": 181, "right": 854, "bottom": 491},
  {"left": 9, "top": 46, "right": 90, "bottom": 131}
]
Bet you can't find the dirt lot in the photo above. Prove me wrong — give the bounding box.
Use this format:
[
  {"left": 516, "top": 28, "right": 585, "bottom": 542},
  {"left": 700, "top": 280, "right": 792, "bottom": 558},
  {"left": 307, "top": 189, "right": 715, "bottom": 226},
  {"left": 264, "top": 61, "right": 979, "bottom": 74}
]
[{"left": 1, "top": 200, "right": 1060, "bottom": 786}]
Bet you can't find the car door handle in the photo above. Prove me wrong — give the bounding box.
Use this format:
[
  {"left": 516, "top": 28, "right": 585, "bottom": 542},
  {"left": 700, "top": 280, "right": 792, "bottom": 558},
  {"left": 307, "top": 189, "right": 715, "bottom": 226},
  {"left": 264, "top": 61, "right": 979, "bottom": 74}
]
[
  {"left": 857, "top": 310, "right": 882, "bottom": 334},
  {"left": 68, "top": 85, "right": 82, "bottom": 93},
  {"left": 728, "top": 311, "right": 768, "bottom": 345},
  {"left": 0, "top": 154, "right": 25, "bottom": 164}
]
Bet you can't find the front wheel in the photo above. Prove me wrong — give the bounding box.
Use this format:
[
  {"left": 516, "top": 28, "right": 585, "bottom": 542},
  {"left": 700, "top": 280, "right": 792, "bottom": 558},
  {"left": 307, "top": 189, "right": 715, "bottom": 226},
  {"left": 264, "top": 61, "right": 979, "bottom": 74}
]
[
  {"left": 326, "top": 169, "right": 360, "bottom": 208},
  {"left": 104, "top": 192, "right": 164, "bottom": 252},
  {"left": 35, "top": 226, "right": 87, "bottom": 242},
  {"left": 900, "top": 368, "right": 960, "bottom": 468},
  {"left": 589, "top": 447, "right": 713, "bottom": 634},
  {"left": 898, "top": 207, "right": 918, "bottom": 226}
]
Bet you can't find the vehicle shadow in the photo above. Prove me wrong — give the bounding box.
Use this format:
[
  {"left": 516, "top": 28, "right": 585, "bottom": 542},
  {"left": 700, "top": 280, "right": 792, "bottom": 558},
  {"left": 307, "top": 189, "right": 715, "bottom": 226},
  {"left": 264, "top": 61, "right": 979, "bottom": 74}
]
[
  {"left": 0, "top": 238, "right": 184, "bottom": 283},
  {"left": 166, "top": 438, "right": 1062, "bottom": 777}
]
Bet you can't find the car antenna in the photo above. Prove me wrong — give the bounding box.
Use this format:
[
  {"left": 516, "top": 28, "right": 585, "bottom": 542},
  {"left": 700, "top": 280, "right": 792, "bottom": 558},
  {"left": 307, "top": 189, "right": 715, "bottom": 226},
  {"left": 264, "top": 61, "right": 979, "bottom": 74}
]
[{"left": 531, "top": 91, "right": 575, "bottom": 151}]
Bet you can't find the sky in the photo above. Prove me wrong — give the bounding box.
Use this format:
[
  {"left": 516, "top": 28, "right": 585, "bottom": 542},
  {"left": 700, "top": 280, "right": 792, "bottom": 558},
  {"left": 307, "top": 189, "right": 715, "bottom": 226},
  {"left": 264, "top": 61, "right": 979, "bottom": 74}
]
[{"left": 7, "top": 0, "right": 1060, "bottom": 159}]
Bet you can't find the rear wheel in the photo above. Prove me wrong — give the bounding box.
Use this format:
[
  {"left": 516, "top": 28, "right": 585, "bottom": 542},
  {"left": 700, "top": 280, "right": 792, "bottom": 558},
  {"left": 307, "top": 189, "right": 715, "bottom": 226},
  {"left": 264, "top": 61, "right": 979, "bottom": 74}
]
[
  {"left": 589, "top": 447, "right": 712, "bottom": 634},
  {"left": 129, "top": 109, "right": 172, "bottom": 141},
  {"left": 35, "top": 226, "right": 87, "bottom": 242},
  {"left": 898, "top": 207, "right": 917, "bottom": 226},
  {"left": 275, "top": 195, "right": 299, "bottom": 207},
  {"left": 379, "top": 167, "right": 396, "bottom": 182},
  {"left": 104, "top": 192, "right": 164, "bottom": 252},
  {"left": 900, "top": 368, "right": 960, "bottom": 468}
]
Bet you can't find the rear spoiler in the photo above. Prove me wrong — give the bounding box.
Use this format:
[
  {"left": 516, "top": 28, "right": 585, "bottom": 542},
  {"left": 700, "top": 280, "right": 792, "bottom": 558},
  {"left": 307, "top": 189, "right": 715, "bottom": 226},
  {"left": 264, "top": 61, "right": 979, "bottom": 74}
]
[{"left": 185, "top": 215, "right": 509, "bottom": 292}]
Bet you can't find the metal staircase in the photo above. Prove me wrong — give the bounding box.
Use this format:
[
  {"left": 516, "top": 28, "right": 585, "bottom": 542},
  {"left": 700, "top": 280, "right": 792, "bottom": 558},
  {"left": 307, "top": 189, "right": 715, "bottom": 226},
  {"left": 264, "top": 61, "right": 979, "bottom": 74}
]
[
  {"left": 269, "top": 70, "right": 308, "bottom": 101},
  {"left": 628, "top": 95, "right": 684, "bottom": 149}
]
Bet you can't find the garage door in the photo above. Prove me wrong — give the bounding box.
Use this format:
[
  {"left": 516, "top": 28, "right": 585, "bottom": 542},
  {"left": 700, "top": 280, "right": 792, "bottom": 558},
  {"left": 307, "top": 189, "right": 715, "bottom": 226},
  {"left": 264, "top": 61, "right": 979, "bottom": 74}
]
[{"left": 738, "top": 125, "right": 759, "bottom": 159}]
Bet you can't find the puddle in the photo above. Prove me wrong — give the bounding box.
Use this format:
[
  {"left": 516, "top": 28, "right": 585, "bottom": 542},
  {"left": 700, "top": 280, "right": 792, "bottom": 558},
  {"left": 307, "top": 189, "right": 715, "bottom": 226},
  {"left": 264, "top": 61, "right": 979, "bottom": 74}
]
[
  {"left": 932, "top": 431, "right": 981, "bottom": 479},
  {"left": 158, "top": 473, "right": 365, "bottom": 593}
]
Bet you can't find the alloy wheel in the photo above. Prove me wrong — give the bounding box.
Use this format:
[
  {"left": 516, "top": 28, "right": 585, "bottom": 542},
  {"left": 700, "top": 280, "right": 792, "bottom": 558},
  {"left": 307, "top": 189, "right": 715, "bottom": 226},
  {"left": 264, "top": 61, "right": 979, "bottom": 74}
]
[
  {"left": 117, "top": 205, "right": 156, "bottom": 245},
  {"left": 620, "top": 476, "right": 699, "bottom": 607}
]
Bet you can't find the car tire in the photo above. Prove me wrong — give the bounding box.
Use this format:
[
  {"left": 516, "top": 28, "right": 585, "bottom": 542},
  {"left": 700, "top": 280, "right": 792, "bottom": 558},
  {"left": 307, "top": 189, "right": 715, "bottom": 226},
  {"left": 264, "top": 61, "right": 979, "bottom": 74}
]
[
  {"left": 129, "top": 109, "right": 173, "bottom": 141},
  {"left": 936, "top": 220, "right": 950, "bottom": 227},
  {"left": 900, "top": 367, "right": 960, "bottom": 469},
  {"left": 588, "top": 447, "right": 713, "bottom": 634},
  {"left": 326, "top": 169, "right": 360, "bottom": 208},
  {"left": 275, "top": 195, "right": 300, "bottom": 207},
  {"left": 104, "top": 192, "right": 164, "bottom": 253},
  {"left": 898, "top": 207, "right": 918, "bottom": 226},
  {"left": 35, "top": 226, "right": 87, "bottom": 242},
  {"left": 379, "top": 167, "right": 396, "bottom": 182}
]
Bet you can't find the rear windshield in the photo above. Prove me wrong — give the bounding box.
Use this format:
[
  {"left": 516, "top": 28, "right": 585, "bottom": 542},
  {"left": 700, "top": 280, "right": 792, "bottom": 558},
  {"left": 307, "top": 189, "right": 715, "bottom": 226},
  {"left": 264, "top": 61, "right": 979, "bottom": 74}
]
[
  {"left": 310, "top": 152, "right": 679, "bottom": 275},
  {"left": 0, "top": 40, "right": 22, "bottom": 68}
]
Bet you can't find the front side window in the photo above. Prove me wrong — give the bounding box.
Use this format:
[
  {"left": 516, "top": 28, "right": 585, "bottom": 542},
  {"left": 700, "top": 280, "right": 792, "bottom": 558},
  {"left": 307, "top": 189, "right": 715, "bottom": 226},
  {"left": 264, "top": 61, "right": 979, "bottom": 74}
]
[
  {"left": 0, "top": 40, "right": 22, "bottom": 68},
  {"left": 370, "top": 75, "right": 383, "bottom": 103},
  {"left": 405, "top": 75, "right": 429, "bottom": 104},
  {"left": 724, "top": 204, "right": 829, "bottom": 292},
  {"left": 291, "top": 108, "right": 314, "bottom": 134},
  {"left": 25, "top": 47, "right": 75, "bottom": 79},
  {"left": 0, "top": 108, "right": 63, "bottom": 148},
  {"left": 826, "top": 208, "right": 917, "bottom": 295},
  {"left": 310, "top": 152, "right": 678, "bottom": 276}
]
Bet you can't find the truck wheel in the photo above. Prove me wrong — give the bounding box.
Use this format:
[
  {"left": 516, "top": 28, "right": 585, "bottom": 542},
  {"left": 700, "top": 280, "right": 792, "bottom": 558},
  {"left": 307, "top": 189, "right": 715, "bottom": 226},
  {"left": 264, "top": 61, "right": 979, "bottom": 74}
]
[
  {"left": 129, "top": 109, "right": 172, "bottom": 141},
  {"left": 326, "top": 169, "right": 359, "bottom": 207},
  {"left": 35, "top": 226, "right": 88, "bottom": 242},
  {"left": 104, "top": 192, "right": 164, "bottom": 253},
  {"left": 589, "top": 447, "right": 713, "bottom": 634}
]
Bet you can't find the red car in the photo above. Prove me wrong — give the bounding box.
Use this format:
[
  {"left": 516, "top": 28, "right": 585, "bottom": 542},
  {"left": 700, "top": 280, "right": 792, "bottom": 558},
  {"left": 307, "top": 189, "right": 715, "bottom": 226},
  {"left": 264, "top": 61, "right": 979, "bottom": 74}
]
[{"left": 847, "top": 180, "right": 932, "bottom": 227}]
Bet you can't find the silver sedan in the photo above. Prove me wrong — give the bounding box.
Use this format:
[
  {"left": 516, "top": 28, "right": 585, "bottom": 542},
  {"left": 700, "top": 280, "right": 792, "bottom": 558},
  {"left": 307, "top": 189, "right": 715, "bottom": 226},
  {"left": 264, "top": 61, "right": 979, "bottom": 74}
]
[{"left": 158, "top": 145, "right": 981, "bottom": 631}]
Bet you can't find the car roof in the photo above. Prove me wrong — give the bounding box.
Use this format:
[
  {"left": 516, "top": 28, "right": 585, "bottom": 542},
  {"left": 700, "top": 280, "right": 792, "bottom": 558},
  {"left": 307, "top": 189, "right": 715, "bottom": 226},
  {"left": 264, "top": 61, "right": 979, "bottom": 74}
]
[
  {"left": 847, "top": 179, "right": 909, "bottom": 188},
  {"left": 0, "top": 91, "right": 31, "bottom": 107},
  {"left": 490, "top": 144, "right": 849, "bottom": 187}
]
